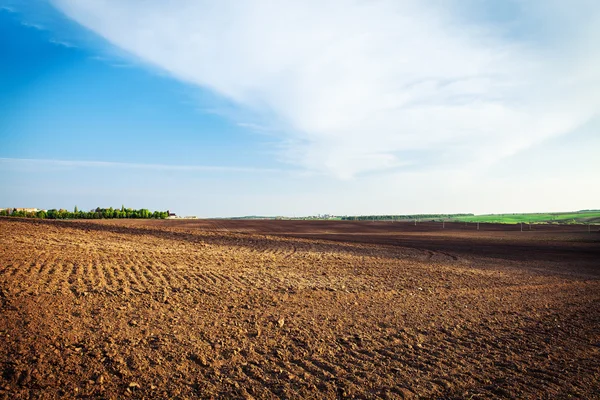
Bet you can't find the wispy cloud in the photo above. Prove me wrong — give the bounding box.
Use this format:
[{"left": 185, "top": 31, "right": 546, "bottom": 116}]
[
  {"left": 88, "top": 55, "right": 131, "bottom": 68},
  {"left": 51, "top": 0, "right": 600, "bottom": 179},
  {"left": 0, "top": 157, "right": 280, "bottom": 174},
  {"left": 20, "top": 21, "right": 45, "bottom": 30},
  {"left": 236, "top": 122, "right": 277, "bottom": 134},
  {"left": 48, "top": 37, "right": 76, "bottom": 48}
]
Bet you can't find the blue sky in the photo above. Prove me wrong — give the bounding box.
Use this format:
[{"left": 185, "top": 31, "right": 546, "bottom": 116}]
[
  {"left": 0, "top": 2, "right": 273, "bottom": 168},
  {"left": 1, "top": 1, "right": 599, "bottom": 216}
]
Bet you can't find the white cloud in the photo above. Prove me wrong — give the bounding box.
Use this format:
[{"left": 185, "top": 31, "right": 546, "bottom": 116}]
[{"left": 51, "top": 0, "right": 600, "bottom": 178}]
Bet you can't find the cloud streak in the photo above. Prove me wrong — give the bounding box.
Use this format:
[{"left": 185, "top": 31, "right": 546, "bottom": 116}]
[
  {"left": 0, "top": 158, "right": 280, "bottom": 174},
  {"left": 51, "top": 0, "right": 600, "bottom": 178}
]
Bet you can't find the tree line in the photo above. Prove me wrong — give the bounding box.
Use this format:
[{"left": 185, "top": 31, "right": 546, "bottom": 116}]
[
  {"left": 341, "top": 213, "right": 474, "bottom": 221},
  {"left": 0, "top": 206, "right": 169, "bottom": 220}
]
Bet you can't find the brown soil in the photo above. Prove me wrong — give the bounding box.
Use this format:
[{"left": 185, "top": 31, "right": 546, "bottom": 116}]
[{"left": 1, "top": 217, "right": 599, "bottom": 399}]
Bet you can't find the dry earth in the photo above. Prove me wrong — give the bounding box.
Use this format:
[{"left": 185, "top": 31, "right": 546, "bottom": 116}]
[{"left": 0, "top": 218, "right": 599, "bottom": 399}]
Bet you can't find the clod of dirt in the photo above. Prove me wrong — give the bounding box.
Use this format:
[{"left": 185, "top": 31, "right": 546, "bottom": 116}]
[
  {"left": 188, "top": 353, "right": 209, "bottom": 367},
  {"left": 17, "top": 370, "right": 31, "bottom": 386},
  {"left": 277, "top": 317, "right": 285, "bottom": 328},
  {"left": 249, "top": 327, "right": 261, "bottom": 338}
]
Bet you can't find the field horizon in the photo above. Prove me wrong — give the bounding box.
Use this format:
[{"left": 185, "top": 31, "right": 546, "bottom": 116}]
[{"left": 225, "top": 210, "right": 600, "bottom": 225}]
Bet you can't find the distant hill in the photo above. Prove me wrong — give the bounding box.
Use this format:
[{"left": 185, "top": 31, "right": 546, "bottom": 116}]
[
  {"left": 227, "top": 211, "right": 600, "bottom": 224},
  {"left": 448, "top": 211, "right": 600, "bottom": 224},
  {"left": 229, "top": 216, "right": 279, "bottom": 220}
]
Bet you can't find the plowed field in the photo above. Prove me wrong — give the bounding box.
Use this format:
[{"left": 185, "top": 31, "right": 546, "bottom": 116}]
[{"left": 1, "top": 218, "right": 599, "bottom": 399}]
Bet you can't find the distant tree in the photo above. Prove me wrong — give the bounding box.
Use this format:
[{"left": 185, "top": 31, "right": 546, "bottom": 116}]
[{"left": 4, "top": 205, "right": 168, "bottom": 220}]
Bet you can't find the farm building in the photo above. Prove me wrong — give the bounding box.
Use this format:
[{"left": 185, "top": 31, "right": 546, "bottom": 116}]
[
  {"left": 16, "top": 208, "right": 39, "bottom": 213},
  {"left": 1, "top": 208, "right": 40, "bottom": 214}
]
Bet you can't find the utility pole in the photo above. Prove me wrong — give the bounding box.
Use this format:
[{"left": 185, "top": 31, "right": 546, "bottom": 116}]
[
  {"left": 477, "top": 222, "right": 480, "bottom": 230},
  {"left": 442, "top": 220, "right": 445, "bottom": 229},
  {"left": 520, "top": 222, "right": 523, "bottom": 232}
]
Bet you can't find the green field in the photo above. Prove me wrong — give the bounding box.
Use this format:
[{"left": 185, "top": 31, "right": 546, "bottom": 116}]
[{"left": 449, "top": 210, "right": 600, "bottom": 224}]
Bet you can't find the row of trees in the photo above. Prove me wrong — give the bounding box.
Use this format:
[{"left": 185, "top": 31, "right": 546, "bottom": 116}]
[
  {"left": 0, "top": 206, "right": 169, "bottom": 220},
  {"left": 341, "top": 213, "right": 474, "bottom": 221}
]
